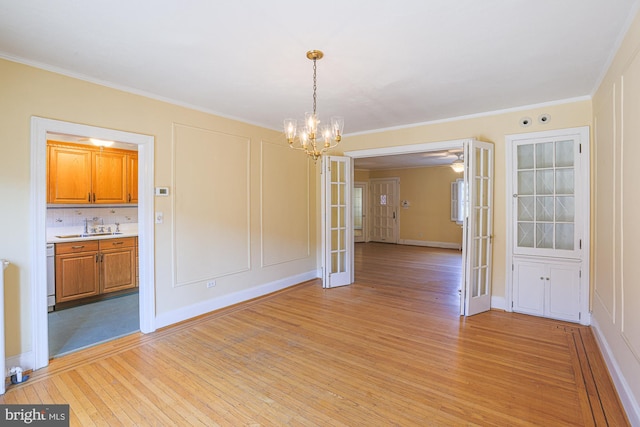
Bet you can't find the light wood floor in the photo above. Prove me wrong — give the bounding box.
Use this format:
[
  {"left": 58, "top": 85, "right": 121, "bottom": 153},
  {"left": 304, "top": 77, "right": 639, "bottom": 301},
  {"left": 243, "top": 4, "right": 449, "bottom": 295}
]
[{"left": 2, "top": 243, "right": 628, "bottom": 426}]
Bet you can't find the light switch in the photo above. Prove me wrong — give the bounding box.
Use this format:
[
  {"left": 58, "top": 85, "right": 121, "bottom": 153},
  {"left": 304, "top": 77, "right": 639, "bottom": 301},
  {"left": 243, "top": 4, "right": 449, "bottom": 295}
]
[
  {"left": 155, "top": 187, "right": 170, "bottom": 196},
  {"left": 155, "top": 212, "right": 163, "bottom": 224}
]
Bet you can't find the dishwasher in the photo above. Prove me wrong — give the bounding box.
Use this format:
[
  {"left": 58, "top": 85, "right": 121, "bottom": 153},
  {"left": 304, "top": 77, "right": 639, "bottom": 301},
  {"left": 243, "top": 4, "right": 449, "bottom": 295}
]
[{"left": 46, "top": 243, "right": 55, "bottom": 311}]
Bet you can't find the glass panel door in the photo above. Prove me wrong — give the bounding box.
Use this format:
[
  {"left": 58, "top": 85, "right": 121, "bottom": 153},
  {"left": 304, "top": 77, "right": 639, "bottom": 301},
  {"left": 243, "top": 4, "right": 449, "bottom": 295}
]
[
  {"left": 322, "top": 156, "right": 353, "bottom": 288},
  {"left": 463, "top": 140, "right": 494, "bottom": 316},
  {"left": 514, "top": 138, "right": 579, "bottom": 257}
]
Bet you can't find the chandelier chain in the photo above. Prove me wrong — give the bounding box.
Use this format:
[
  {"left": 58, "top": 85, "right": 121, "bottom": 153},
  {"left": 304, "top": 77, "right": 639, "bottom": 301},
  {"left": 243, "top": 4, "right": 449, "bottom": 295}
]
[{"left": 312, "top": 59, "right": 317, "bottom": 116}]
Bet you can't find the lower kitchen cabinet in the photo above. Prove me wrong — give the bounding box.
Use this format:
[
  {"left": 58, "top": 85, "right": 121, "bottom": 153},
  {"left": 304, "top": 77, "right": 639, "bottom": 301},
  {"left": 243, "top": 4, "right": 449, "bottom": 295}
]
[
  {"left": 55, "top": 241, "right": 100, "bottom": 303},
  {"left": 55, "top": 237, "right": 137, "bottom": 303},
  {"left": 100, "top": 237, "right": 136, "bottom": 293},
  {"left": 512, "top": 257, "right": 582, "bottom": 322}
]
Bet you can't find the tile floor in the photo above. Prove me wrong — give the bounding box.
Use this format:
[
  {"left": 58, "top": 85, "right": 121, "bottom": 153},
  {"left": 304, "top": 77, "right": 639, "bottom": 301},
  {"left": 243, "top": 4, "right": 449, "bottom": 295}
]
[{"left": 48, "top": 292, "right": 139, "bottom": 358}]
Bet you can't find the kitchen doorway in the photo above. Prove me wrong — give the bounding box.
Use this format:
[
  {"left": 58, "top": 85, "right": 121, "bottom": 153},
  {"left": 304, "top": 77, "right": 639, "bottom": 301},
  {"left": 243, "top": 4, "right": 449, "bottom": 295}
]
[{"left": 30, "top": 117, "right": 155, "bottom": 371}]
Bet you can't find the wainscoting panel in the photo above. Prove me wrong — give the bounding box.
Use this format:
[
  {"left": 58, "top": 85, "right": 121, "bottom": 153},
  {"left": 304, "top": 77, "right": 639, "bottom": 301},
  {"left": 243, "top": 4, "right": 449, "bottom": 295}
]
[
  {"left": 172, "top": 124, "right": 250, "bottom": 287},
  {"left": 260, "top": 141, "right": 310, "bottom": 267}
]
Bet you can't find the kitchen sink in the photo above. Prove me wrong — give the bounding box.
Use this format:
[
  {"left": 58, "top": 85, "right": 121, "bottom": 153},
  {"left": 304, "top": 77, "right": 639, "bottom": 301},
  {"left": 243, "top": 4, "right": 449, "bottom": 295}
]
[{"left": 55, "top": 232, "right": 124, "bottom": 238}]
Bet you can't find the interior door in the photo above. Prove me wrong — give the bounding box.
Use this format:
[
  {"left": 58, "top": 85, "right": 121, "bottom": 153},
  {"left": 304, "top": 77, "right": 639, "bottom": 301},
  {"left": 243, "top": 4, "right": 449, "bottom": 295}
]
[
  {"left": 462, "top": 140, "right": 494, "bottom": 316},
  {"left": 322, "top": 156, "right": 353, "bottom": 288},
  {"left": 370, "top": 178, "right": 399, "bottom": 243}
]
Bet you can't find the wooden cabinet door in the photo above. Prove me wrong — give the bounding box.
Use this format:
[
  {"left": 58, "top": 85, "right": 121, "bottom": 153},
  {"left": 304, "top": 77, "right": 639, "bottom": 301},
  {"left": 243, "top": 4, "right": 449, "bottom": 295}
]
[
  {"left": 55, "top": 243, "right": 100, "bottom": 303},
  {"left": 127, "top": 153, "right": 138, "bottom": 204},
  {"left": 48, "top": 145, "right": 92, "bottom": 204},
  {"left": 100, "top": 238, "right": 136, "bottom": 293},
  {"left": 93, "top": 150, "right": 128, "bottom": 204}
]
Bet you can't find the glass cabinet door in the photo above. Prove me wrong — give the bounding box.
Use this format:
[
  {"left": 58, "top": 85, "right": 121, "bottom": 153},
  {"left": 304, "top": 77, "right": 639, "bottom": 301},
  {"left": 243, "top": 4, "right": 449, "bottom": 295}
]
[{"left": 514, "top": 138, "right": 579, "bottom": 257}]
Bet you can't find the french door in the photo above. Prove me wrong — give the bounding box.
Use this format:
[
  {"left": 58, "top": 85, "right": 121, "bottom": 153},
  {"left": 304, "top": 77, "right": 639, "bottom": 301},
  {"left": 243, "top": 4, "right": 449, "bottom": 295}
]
[
  {"left": 321, "top": 156, "right": 353, "bottom": 288},
  {"left": 369, "top": 178, "right": 399, "bottom": 243},
  {"left": 461, "top": 140, "right": 494, "bottom": 316}
]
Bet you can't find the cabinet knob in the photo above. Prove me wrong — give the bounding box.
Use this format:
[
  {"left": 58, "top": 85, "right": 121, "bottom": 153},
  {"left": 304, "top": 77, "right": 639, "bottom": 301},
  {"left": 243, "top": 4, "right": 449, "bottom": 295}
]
[{"left": 540, "top": 276, "right": 544, "bottom": 280}]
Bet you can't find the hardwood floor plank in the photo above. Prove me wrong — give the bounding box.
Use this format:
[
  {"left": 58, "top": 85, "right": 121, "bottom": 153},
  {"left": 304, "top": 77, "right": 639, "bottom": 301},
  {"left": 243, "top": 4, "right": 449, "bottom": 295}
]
[{"left": 0, "top": 243, "right": 629, "bottom": 425}]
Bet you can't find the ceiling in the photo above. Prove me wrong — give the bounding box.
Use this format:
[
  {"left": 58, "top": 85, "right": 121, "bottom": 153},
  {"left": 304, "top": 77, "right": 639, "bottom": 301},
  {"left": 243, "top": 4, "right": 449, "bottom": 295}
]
[{"left": 1, "top": 1, "right": 638, "bottom": 169}]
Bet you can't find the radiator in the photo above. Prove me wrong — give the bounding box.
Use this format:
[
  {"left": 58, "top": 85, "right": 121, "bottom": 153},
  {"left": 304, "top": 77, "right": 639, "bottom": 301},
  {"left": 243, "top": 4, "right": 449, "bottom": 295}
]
[{"left": 1, "top": 259, "right": 8, "bottom": 395}]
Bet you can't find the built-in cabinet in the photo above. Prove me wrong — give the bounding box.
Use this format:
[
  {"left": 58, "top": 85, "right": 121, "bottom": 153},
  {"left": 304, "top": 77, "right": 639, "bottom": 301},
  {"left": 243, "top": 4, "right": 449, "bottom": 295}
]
[
  {"left": 55, "top": 237, "right": 138, "bottom": 303},
  {"left": 506, "top": 127, "right": 590, "bottom": 324},
  {"left": 512, "top": 258, "right": 581, "bottom": 322},
  {"left": 47, "top": 141, "right": 138, "bottom": 204}
]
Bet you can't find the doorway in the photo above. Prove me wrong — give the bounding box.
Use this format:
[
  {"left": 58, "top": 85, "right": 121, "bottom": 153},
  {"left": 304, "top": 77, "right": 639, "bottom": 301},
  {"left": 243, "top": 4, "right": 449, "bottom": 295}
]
[
  {"left": 343, "top": 138, "right": 494, "bottom": 317},
  {"left": 46, "top": 132, "right": 140, "bottom": 357},
  {"left": 30, "top": 117, "right": 156, "bottom": 371}
]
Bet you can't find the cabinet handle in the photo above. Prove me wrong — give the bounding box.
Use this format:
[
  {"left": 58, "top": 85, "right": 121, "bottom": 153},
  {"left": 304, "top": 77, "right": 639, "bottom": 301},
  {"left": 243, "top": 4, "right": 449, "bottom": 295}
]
[
  {"left": 95, "top": 254, "right": 99, "bottom": 262},
  {"left": 88, "top": 192, "right": 91, "bottom": 202},
  {"left": 92, "top": 193, "right": 96, "bottom": 203},
  {"left": 112, "top": 241, "right": 124, "bottom": 245},
  {"left": 128, "top": 193, "right": 131, "bottom": 203},
  {"left": 72, "top": 245, "right": 85, "bottom": 249}
]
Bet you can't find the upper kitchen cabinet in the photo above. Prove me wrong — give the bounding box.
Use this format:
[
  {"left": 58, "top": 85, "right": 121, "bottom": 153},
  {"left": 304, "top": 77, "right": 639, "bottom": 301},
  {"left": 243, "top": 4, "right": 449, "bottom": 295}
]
[
  {"left": 127, "top": 153, "right": 138, "bottom": 204},
  {"left": 93, "top": 149, "right": 127, "bottom": 204},
  {"left": 47, "top": 143, "right": 92, "bottom": 204},
  {"left": 47, "top": 141, "right": 138, "bottom": 205}
]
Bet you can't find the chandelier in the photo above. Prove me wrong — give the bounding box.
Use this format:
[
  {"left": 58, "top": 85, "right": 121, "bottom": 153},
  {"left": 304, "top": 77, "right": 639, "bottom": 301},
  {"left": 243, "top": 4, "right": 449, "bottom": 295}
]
[{"left": 284, "top": 50, "right": 344, "bottom": 162}]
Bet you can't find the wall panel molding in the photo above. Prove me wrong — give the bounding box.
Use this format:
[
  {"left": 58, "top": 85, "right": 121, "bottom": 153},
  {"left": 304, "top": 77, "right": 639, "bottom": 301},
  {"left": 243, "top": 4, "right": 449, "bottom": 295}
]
[
  {"left": 620, "top": 50, "right": 640, "bottom": 362},
  {"left": 260, "top": 140, "right": 310, "bottom": 267},
  {"left": 592, "top": 86, "right": 616, "bottom": 323},
  {"left": 172, "top": 123, "right": 251, "bottom": 287}
]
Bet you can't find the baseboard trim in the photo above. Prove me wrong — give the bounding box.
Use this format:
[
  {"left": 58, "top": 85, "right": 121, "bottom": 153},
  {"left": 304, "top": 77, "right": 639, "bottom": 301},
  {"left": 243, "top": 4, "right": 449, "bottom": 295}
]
[
  {"left": 154, "top": 270, "right": 318, "bottom": 329},
  {"left": 398, "top": 239, "right": 461, "bottom": 250},
  {"left": 591, "top": 316, "right": 640, "bottom": 426}
]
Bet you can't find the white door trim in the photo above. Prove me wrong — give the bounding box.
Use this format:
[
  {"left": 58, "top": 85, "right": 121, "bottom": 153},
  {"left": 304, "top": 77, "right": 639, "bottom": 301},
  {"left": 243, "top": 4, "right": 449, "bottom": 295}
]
[
  {"left": 344, "top": 138, "right": 472, "bottom": 159},
  {"left": 30, "top": 117, "right": 156, "bottom": 371}
]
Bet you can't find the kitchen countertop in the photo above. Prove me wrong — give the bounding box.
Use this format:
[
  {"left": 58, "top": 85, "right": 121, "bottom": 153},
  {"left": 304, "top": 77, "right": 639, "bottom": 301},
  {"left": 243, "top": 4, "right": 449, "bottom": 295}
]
[{"left": 47, "top": 224, "right": 138, "bottom": 244}]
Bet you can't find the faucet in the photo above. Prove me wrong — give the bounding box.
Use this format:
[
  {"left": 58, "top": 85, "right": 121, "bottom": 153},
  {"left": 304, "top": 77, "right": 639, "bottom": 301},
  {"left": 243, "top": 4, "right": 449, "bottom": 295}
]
[{"left": 85, "top": 217, "right": 104, "bottom": 234}]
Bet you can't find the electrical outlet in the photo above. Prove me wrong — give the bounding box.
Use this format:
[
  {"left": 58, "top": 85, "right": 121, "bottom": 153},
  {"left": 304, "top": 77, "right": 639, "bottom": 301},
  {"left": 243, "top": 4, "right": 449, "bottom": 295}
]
[{"left": 206, "top": 280, "right": 216, "bottom": 288}]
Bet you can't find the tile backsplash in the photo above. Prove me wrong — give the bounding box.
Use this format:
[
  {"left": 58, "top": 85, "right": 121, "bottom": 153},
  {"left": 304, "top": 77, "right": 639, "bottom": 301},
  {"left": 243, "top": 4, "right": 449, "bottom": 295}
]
[{"left": 47, "top": 206, "right": 138, "bottom": 228}]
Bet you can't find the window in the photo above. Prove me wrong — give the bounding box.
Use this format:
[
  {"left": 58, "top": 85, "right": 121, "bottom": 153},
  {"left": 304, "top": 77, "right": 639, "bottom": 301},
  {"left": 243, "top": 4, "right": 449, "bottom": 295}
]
[{"left": 451, "top": 178, "right": 466, "bottom": 224}]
